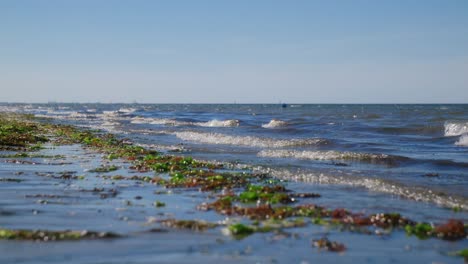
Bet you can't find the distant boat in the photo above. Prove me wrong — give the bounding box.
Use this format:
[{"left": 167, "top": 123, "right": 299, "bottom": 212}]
[{"left": 281, "top": 103, "right": 288, "bottom": 108}]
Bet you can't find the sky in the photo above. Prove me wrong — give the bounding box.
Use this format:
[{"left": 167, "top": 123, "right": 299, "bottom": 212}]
[{"left": 1, "top": 0, "right": 467, "bottom": 103}]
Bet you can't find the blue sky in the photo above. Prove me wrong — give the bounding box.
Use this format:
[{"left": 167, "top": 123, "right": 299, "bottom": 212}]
[{"left": 1, "top": 0, "right": 467, "bottom": 103}]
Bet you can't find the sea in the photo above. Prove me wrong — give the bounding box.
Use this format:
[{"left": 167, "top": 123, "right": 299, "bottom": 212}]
[{"left": 1, "top": 103, "right": 467, "bottom": 263}]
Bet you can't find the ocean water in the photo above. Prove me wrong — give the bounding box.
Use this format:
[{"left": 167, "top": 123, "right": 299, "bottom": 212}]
[
  {"left": 1, "top": 103, "right": 468, "bottom": 263},
  {"left": 3, "top": 103, "right": 468, "bottom": 212}
]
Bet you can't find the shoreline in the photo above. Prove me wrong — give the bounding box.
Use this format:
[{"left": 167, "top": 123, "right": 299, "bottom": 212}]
[{"left": 1, "top": 113, "right": 467, "bottom": 262}]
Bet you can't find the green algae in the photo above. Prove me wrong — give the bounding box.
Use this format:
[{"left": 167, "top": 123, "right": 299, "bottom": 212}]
[
  {"left": 455, "top": 249, "right": 468, "bottom": 261},
  {"left": 3, "top": 113, "right": 466, "bottom": 249},
  {"left": 160, "top": 219, "right": 218, "bottom": 231},
  {"left": 228, "top": 223, "right": 254, "bottom": 238},
  {"left": 0, "top": 228, "right": 120, "bottom": 241},
  {"left": 153, "top": 201, "right": 165, "bottom": 207},
  {"left": 0, "top": 153, "right": 64, "bottom": 159},
  {"left": 90, "top": 165, "right": 119, "bottom": 173},
  {"left": 0, "top": 115, "right": 48, "bottom": 149},
  {"left": 405, "top": 223, "right": 433, "bottom": 239}
]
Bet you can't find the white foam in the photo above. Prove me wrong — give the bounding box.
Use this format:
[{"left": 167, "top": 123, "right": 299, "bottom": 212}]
[
  {"left": 69, "top": 112, "right": 93, "bottom": 119},
  {"left": 174, "top": 131, "right": 327, "bottom": 148},
  {"left": 258, "top": 149, "right": 392, "bottom": 162},
  {"left": 136, "top": 143, "right": 188, "bottom": 152},
  {"left": 260, "top": 167, "right": 467, "bottom": 209},
  {"left": 444, "top": 121, "right": 468, "bottom": 136},
  {"left": 130, "top": 117, "right": 239, "bottom": 127},
  {"left": 197, "top": 119, "right": 240, "bottom": 127},
  {"left": 262, "top": 119, "right": 288, "bottom": 128},
  {"left": 101, "top": 121, "right": 120, "bottom": 127},
  {"left": 118, "top": 107, "right": 137, "bottom": 113},
  {"left": 455, "top": 134, "right": 468, "bottom": 147},
  {"left": 130, "top": 117, "right": 187, "bottom": 126}
]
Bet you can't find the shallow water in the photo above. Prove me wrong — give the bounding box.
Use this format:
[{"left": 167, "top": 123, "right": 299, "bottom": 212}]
[
  {"left": 1, "top": 103, "right": 468, "bottom": 263},
  {"left": 7, "top": 103, "right": 468, "bottom": 204}
]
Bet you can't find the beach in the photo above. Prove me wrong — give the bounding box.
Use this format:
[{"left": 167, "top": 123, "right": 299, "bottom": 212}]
[{"left": 1, "top": 104, "right": 467, "bottom": 263}]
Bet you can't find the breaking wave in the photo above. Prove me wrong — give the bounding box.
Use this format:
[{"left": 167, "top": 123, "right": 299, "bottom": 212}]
[
  {"left": 444, "top": 121, "right": 468, "bottom": 136},
  {"left": 262, "top": 119, "right": 288, "bottom": 128},
  {"left": 258, "top": 150, "right": 408, "bottom": 165},
  {"left": 174, "top": 131, "right": 328, "bottom": 148},
  {"left": 196, "top": 119, "right": 240, "bottom": 127},
  {"left": 130, "top": 117, "right": 239, "bottom": 127},
  {"left": 130, "top": 117, "right": 188, "bottom": 126},
  {"left": 260, "top": 168, "right": 468, "bottom": 210},
  {"left": 455, "top": 134, "right": 468, "bottom": 147}
]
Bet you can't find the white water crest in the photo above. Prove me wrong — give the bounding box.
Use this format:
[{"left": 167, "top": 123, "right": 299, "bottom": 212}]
[
  {"left": 130, "top": 117, "right": 190, "bottom": 126},
  {"left": 444, "top": 121, "right": 468, "bottom": 136},
  {"left": 262, "top": 119, "right": 288, "bottom": 128},
  {"left": 260, "top": 167, "right": 467, "bottom": 210},
  {"left": 258, "top": 149, "right": 400, "bottom": 163},
  {"left": 196, "top": 119, "right": 240, "bottom": 127},
  {"left": 174, "top": 131, "right": 327, "bottom": 148},
  {"left": 455, "top": 134, "right": 468, "bottom": 147},
  {"left": 118, "top": 107, "right": 137, "bottom": 113},
  {"left": 130, "top": 117, "right": 239, "bottom": 127}
]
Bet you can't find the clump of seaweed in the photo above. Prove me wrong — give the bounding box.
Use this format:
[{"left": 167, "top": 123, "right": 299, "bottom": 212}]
[
  {"left": 434, "top": 219, "right": 466, "bottom": 240},
  {"left": 4, "top": 113, "right": 467, "bottom": 248},
  {"left": 90, "top": 165, "right": 119, "bottom": 173},
  {"left": 0, "top": 115, "right": 48, "bottom": 150},
  {"left": 0, "top": 228, "right": 120, "bottom": 241},
  {"left": 159, "top": 219, "right": 218, "bottom": 231},
  {"left": 312, "top": 237, "right": 346, "bottom": 252}
]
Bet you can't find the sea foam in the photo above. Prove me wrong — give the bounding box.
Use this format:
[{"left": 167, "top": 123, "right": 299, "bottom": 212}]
[
  {"left": 260, "top": 168, "right": 467, "bottom": 210},
  {"left": 258, "top": 149, "right": 406, "bottom": 165},
  {"left": 455, "top": 134, "right": 468, "bottom": 147},
  {"left": 130, "top": 117, "right": 239, "bottom": 127},
  {"left": 262, "top": 119, "right": 288, "bottom": 128},
  {"left": 444, "top": 121, "right": 468, "bottom": 136},
  {"left": 174, "top": 131, "right": 327, "bottom": 148},
  {"left": 196, "top": 119, "right": 240, "bottom": 127}
]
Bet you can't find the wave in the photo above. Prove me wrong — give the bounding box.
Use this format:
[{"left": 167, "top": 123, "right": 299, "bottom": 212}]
[
  {"left": 35, "top": 112, "right": 94, "bottom": 120},
  {"left": 262, "top": 119, "right": 288, "bottom": 128},
  {"left": 196, "top": 119, "right": 240, "bottom": 127},
  {"left": 258, "top": 150, "right": 408, "bottom": 165},
  {"left": 444, "top": 121, "right": 468, "bottom": 136},
  {"left": 118, "top": 107, "right": 137, "bottom": 114},
  {"left": 130, "top": 117, "right": 187, "bottom": 126},
  {"left": 260, "top": 168, "right": 468, "bottom": 210},
  {"left": 130, "top": 117, "right": 240, "bottom": 127},
  {"left": 455, "top": 134, "right": 468, "bottom": 147},
  {"left": 136, "top": 143, "right": 189, "bottom": 152},
  {"left": 174, "top": 131, "right": 328, "bottom": 148}
]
